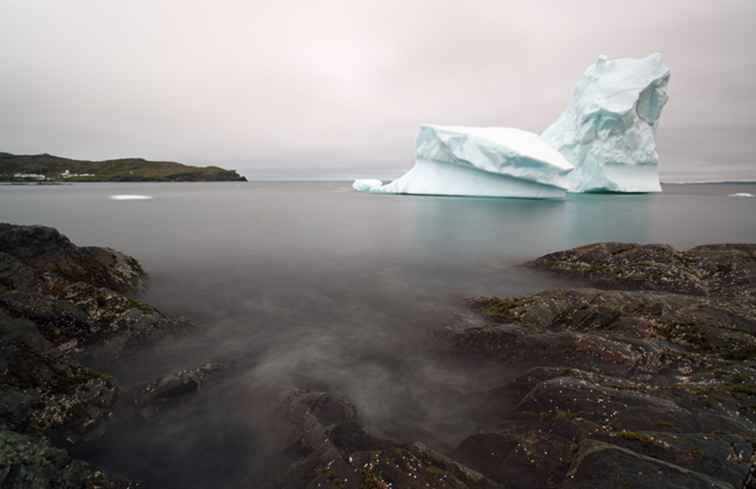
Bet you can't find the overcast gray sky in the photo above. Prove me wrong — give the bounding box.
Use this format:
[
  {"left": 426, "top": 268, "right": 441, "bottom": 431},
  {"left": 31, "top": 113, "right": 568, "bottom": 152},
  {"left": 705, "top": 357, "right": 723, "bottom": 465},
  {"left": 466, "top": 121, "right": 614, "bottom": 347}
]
[{"left": 1, "top": 1, "right": 755, "bottom": 180}]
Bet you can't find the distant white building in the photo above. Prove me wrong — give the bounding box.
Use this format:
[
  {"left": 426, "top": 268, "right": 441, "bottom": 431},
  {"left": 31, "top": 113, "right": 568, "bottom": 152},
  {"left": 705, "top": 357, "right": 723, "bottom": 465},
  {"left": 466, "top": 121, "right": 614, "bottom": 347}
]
[{"left": 61, "top": 169, "right": 95, "bottom": 178}]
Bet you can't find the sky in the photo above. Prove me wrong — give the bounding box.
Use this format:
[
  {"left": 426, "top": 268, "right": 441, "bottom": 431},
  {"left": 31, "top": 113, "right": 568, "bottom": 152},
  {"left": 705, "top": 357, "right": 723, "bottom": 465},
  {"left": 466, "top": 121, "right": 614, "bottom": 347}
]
[{"left": 1, "top": 1, "right": 755, "bottom": 180}]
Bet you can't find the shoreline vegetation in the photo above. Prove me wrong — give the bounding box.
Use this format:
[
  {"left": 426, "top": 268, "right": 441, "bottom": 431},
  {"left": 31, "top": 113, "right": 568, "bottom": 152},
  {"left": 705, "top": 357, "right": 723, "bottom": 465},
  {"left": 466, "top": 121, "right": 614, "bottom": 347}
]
[
  {"left": 0, "top": 152, "right": 247, "bottom": 182},
  {"left": 1, "top": 223, "right": 755, "bottom": 488}
]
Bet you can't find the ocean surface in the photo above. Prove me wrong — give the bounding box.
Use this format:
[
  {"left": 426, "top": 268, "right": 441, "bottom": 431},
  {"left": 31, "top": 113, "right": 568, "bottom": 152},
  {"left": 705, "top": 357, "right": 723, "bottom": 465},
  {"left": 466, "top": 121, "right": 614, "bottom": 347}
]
[{"left": 2, "top": 181, "right": 756, "bottom": 487}]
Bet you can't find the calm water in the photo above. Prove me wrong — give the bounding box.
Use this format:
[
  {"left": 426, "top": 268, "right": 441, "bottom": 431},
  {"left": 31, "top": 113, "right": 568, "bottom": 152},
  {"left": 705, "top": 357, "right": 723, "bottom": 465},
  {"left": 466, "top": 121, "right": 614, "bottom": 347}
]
[{"left": 2, "top": 181, "right": 756, "bottom": 487}]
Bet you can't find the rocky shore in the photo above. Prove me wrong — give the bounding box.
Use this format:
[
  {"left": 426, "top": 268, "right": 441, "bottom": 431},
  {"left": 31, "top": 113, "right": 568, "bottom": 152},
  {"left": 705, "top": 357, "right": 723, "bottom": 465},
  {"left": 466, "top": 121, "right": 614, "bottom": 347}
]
[
  {"left": 2, "top": 223, "right": 755, "bottom": 488},
  {"left": 0, "top": 152, "right": 247, "bottom": 182},
  {"left": 0, "top": 223, "right": 191, "bottom": 487},
  {"left": 268, "top": 242, "right": 756, "bottom": 489},
  {"left": 444, "top": 242, "right": 756, "bottom": 489}
]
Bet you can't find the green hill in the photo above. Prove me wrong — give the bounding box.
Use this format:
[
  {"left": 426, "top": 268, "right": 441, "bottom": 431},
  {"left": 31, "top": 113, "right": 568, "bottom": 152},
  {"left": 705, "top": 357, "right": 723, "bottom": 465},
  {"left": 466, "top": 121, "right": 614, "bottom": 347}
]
[{"left": 0, "top": 152, "right": 246, "bottom": 182}]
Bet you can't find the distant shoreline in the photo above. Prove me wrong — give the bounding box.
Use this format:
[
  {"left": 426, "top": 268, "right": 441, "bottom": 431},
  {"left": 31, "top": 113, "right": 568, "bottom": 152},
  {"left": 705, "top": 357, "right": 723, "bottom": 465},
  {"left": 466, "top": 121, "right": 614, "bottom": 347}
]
[
  {"left": 0, "top": 152, "right": 247, "bottom": 182},
  {"left": 661, "top": 179, "right": 756, "bottom": 185}
]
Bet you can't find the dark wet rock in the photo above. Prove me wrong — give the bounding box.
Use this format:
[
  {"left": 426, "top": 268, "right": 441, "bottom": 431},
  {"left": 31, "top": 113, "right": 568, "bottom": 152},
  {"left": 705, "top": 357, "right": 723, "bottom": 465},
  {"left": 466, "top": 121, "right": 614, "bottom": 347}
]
[
  {"left": 592, "top": 431, "right": 752, "bottom": 488},
  {"left": 562, "top": 439, "right": 735, "bottom": 489},
  {"left": 0, "top": 223, "right": 144, "bottom": 293},
  {"left": 271, "top": 389, "right": 385, "bottom": 489},
  {"left": 530, "top": 241, "right": 756, "bottom": 298},
  {"left": 0, "top": 430, "right": 136, "bottom": 489},
  {"left": 0, "top": 223, "right": 196, "bottom": 488},
  {"left": 468, "top": 288, "right": 756, "bottom": 361},
  {"left": 515, "top": 375, "right": 756, "bottom": 437},
  {"left": 442, "top": 242, "right": 756, "bottom": 489},
  {"left": 453, "top": 421, "right": 575, "bottom": 489},
  {"left": 0, "top": 224, "right": 190, "bottom": 360},
  {"left": 124, "top": 362, "right": 228, "bottom": 419},
  {"left": 271, "top": 389, "right": 501, "bottom": 489},
  {"left": 350, "top": 442, "right": 500, "bottom": 489},
  {"left": 0, "top": 311, "right": 116, "bottom": 446},
  {"left": 440, "top": 323, "right": 658, "bottom": 376},
  {"left": 0, "top": 251, "right": 43, "bottom": 292}
]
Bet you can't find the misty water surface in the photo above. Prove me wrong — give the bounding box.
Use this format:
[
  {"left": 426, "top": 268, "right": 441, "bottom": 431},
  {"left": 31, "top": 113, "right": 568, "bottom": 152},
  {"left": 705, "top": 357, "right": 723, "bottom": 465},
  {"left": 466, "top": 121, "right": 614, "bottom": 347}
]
[{"left": 2, "top": 181, "right": 756, "bottom": 487}]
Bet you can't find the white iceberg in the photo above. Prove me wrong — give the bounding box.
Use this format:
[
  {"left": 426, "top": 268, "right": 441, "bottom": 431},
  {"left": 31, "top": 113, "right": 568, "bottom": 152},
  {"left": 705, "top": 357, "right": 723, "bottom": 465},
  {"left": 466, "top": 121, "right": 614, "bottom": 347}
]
[
  {"left": 354, "top": 53, "right": 671, "bottom": 199},
  {"left": 357, "top": 125, "right": 573, "bottom": 199},
  {"left": 542, "top": 53, "right": 670, "bottom": 193}
]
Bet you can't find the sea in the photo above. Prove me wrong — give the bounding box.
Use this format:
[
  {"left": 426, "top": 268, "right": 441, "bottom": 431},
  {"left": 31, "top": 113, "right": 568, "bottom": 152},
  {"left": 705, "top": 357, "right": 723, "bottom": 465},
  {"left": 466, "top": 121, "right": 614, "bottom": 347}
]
[{"left": 1, "top": 180, "right": 756, "bottom": 487}]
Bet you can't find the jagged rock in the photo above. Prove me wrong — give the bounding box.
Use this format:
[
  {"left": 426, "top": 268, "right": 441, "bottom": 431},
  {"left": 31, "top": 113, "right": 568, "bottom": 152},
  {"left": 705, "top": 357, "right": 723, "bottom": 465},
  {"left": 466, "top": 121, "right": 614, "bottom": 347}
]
[
  {"left": 468, "top": 288, "right": 756, "bottom": 362},
  {"left": 271, "top": 389, "right": 501, "bottom": 489},
  {"left": 441, "top": 242, "right": 756, "bottom": 489},
  {"left": 530, "top": 242, "right": 756, "bottom": 298},
  {"left": 0, "top": 429, "right": 135, "bottom": 488},
  {"left": 123, "top": 362, "right": 228, "bottom": 419},
  {"left": 440, "top": 324, "right": 652, "bottom": 376},
  {"left": 0, "top": 311, "right": 116, "bottom": 446},
  {"left": 0, "top": 223, "right": 192, "bottom": 489},
  {"left": 0, "top": 224, "right": 190, "bottom": 360},
  {"left": 0, "top": 223, "right": 144, "bottom": 293}
]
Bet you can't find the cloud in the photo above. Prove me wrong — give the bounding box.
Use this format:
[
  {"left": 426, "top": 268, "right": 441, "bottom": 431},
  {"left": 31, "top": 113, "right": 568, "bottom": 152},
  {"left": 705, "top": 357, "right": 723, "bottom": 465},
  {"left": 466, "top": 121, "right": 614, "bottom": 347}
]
[{"left": 1, "top": 1, "right": 754, "bottom": 177}]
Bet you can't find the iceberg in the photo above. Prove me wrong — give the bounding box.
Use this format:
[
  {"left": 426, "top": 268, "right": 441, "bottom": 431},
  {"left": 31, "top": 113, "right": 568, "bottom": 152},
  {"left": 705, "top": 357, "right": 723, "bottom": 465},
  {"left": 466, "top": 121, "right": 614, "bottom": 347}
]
[
  {"left": 542, "top": 53, "right": 670, "bottom": 193},
  {"left": 354, "top": 53, "right": 670, "bottom": 198},
  {"left": 356, "top": 125, "right": 573, "bottom": 199}
]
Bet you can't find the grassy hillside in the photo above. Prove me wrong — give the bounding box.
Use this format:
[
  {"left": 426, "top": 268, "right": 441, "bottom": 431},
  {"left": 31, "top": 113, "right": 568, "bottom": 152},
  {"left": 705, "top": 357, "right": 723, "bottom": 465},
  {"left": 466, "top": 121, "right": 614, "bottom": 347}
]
[{"left": 0, "top": 152, "right": 246, "bottom": 182}]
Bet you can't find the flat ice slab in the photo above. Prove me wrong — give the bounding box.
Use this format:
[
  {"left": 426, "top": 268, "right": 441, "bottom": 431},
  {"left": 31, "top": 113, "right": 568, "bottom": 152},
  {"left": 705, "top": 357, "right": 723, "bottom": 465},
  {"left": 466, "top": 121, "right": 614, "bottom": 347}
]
[
  {"left": 356, "top": 125, "right": 572, "bottom": 199},
  {"left": 365, "top": 159, "right": 565, "bottom": 199}
]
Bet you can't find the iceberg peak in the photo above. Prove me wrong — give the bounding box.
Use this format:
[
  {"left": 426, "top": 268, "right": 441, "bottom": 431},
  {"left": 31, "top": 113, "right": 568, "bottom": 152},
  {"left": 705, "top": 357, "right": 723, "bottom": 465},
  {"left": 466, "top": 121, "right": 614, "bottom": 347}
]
[{"left": 541, "top": 53, "right": 670, "bottom": 193}]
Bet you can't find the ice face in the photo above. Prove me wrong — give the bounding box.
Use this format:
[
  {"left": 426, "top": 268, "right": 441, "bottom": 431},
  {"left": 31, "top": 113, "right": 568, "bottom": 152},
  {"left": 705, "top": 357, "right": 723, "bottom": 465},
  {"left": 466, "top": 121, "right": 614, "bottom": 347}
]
[
  {"left": 356, "top": 125, "right": 573, "bottom": 199},
  {"left": 371, "top": 159, "right": 566, "bottom": 199},
  {"left": 541, "top": 53, "right": 670, "bottom": 193}
]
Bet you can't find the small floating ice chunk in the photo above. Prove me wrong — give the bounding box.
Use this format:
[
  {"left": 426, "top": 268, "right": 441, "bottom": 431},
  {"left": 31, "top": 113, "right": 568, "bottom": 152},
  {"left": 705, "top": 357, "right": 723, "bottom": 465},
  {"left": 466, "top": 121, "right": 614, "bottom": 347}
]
[
  {"left": 352, "top": 179, "right": 383, "bottom": 192},
  {"left": 108, "top": 194, "right": 153, "bottom": 200},
  {"left": 729, "top": 193, "right": 755, "bottom": 198}
]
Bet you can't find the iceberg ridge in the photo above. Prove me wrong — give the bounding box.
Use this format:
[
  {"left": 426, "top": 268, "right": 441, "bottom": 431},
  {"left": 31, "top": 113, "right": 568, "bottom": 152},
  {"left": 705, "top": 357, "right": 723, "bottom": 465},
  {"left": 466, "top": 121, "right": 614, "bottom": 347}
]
[{"left": 360, "top": 125, "right": 573, "bottom": 199}]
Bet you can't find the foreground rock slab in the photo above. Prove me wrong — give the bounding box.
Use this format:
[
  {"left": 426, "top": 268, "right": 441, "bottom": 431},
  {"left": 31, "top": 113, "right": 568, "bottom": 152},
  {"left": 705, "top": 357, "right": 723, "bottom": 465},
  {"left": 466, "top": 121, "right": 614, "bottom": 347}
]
[
  {"left": 0, "top": 430, "right": 137, "bottom": 489},
  {"left": 443, "top": 242, "right": 756, "bottom": 489},
  {"left": 0, "top": 223, "right": 194, "bottom": 487},
  {"left": 269, "top": 389, "right": 502, "bottom": 489}
]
